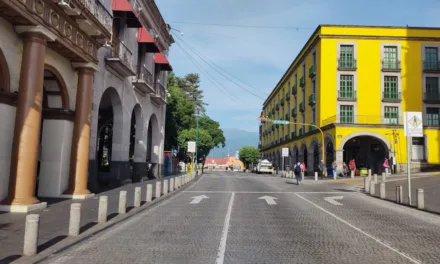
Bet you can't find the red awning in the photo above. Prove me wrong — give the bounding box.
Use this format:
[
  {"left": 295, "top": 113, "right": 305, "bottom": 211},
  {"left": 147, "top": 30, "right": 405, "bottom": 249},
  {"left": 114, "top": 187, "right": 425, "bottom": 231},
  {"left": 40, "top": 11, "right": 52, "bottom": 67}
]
[
  {"left": 112, "top": 0, "right": 142, "bottom": 28},
  {"left": 138, "top": 27, "right": 159, "bottom": 53},
  {"left": 154, "top": 52, "right": 172, "bottom": 71}
]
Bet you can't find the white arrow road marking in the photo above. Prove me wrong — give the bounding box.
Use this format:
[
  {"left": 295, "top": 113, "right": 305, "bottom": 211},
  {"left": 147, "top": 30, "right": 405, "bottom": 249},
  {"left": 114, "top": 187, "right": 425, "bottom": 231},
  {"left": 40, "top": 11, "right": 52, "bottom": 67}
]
[
  {"left": 258, "top": 196, "right": 278, "bottom": 205},
  {"left": 190, "top": 195, "right": 209, "bottom": 204},
  {"left": 324, "top": 196, "right": 344, "bottom": 205}
]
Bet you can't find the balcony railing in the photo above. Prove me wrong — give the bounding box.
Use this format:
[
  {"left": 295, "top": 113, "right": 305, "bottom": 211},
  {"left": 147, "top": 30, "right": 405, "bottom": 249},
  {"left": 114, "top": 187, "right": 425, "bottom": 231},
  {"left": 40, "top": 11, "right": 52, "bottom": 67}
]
[
  {"left": 337, "top": 90, "right": 357, "bottom": 101},
  {"left": 292, "top": 107, "right": 297, "bottom": 117},
  {"left": 286, "top": 93, "right": 290, "bottom": 101},
  {"left": 382, "top": 60, "right": 401, "bottom": 71},
  {"left": 292, "top": 84, "right": 297, "bottom": 95},
  {"left": 291, "top": 132, "right": 296, "bottom": 138},
  {"left": 309, "top": 64, "right": 316, "bottom": 77},
  {"left": 322, "top": 115, "right": 403, "bottom": 126},
  {"left": 299, "top": 128, "right": 304, "bottom": 136},
  {"left": 423, "top": 61, "right": 440, "bottom": 72},
  {"left": 424, "top": 92, "right": 440, "bottom": 103},
  {"left": 382, "top": 91, "right": 402, "bottom": 102},
  {"left": 308, "top": 93, "right": 316, "bottom": 105},
  {"left": 280, "top": 98, "right": 285, "bottom": 106},
  {"left": 338, "top": 58, "right": 357, "bottom": 70},
  {"left": 76, "top": 0, "right": 113, "bottom": 33},
  {"left": 151, "top": 82, "right": 167, "bottom": 104},
  {"left": 299, "top": 76, "right": 305, "bottom": 87},
  {"left": 133, "top": 65, "right": 155, "bottom": 94},
  {"left": 105, "top": 38, "right": 135, "bottom": 77},
  {"left": 299, "top": 102, "right": 305, "bottom": 112}
]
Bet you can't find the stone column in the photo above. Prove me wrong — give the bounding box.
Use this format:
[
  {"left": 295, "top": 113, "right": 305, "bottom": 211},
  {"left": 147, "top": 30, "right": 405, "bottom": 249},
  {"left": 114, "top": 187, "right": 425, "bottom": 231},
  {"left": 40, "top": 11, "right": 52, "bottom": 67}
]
[
  {"left": 64, "top": 64, "right": 98, "bottom": 197},
  {"left": 2, "top": 27, "right": 55, "bottom": 205},
  {"left": 335, "top": 150, "right": 344, "bottom": 174}
]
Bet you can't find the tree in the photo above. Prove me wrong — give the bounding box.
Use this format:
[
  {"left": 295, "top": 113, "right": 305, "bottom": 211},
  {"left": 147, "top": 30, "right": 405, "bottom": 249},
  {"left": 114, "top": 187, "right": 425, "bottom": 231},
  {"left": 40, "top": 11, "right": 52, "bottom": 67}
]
[
  {"left": 197, "top": 115, "right": 225, "bottom": 149},
  {"left": 176, "top": 73, "right": 207, "bottom": 113},
  {"left": 177, "top": 128, "right": 215, "bottom": 171},
  {"left": 238, "top": 146, "right": 260, "bottom": 169}
]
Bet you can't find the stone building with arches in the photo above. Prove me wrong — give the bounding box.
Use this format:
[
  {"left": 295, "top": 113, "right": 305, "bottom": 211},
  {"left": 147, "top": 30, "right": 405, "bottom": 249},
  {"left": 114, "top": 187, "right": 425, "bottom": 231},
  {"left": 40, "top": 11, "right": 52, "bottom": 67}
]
[{"left": 0, "top": 0, "right": 172, "bottom": 212}]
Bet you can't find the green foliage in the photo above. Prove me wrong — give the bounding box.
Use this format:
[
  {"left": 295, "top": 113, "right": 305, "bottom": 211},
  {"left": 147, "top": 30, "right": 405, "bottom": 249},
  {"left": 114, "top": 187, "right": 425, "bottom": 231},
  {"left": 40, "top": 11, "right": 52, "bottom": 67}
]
[
  {"left": 198, "top": 115, "right": 225, "bottom": 148},
  {"left": 238, "top": 146, "right": 260, "bottom": 168},
  {"left": 177, "top": 128, "right": 215, "bottom": 163}
]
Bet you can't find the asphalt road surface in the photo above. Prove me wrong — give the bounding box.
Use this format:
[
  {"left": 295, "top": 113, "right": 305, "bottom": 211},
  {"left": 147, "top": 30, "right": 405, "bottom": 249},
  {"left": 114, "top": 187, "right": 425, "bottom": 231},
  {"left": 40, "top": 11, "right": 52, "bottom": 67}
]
[{"left": 41, "top": 171, "right": 440, "bottom": 264}]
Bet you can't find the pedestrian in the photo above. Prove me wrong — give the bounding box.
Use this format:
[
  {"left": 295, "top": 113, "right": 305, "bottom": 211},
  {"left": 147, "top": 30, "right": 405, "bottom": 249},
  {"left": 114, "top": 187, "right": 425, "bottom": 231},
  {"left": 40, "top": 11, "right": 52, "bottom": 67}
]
[
  {"left": 383, "top": 158, "right": 389, "bottom": 175},
  {"left": 349, "top": 159, "right": 356, "bottom": 176},
  {"left": 294, "top": 162, "right": 302, "bottom": 185},
  {"left": 332, "top": 160, "right": 338, "bottom": 178},
  {"left": 343, "top": 162, "right": 349, "bottom": 177}
]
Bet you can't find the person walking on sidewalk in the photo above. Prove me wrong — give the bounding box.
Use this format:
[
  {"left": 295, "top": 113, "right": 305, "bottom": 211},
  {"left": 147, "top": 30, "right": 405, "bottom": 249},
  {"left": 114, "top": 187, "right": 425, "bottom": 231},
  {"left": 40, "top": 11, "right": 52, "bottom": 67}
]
[
  {"left": 301, "top": 161, "right": 306, "bottom": 180},
  {"left": 319, "top": 160, "right": 326, "bottom": 177},
  {"left": 383, "top": 158, "right": 390, "bottom": 175},
  {"left": 294, "top": 162, "right": 302, "bottom": 185},
  {"left": 332, "top": 160, "right": 338, "bottom": 178},
  {"left": 349, "top": 159, "right": 356, "bottom": 176}
]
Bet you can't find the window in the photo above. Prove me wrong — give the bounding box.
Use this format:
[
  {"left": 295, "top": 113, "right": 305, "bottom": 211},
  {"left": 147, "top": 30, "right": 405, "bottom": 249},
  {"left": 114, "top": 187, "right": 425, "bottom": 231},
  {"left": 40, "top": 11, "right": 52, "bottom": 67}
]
[
  {"left": 288, "top": 81, "right": 291, "bottom": 93},
  {"left": 339, "top": 75, "right": 354, "bottom": 98},
  {"left": 312, "top": 79, "right": 316, "bottom": 93},
  {"left": 384, "top": 76, "right": 399, "bottom": 99},
  {"left": 312, "top": 108, "right": 316, "bottom": 124},
  {"left": 295, "top": 74, "right": 297, "bottom": 85},
  {"left": 383, "top": 46, "right": 398, "bottom": 68},
  {"left": 294, "top": 122, "right": 297, "bottom": 135},
  {"left": 384, "top": 106, "right": 399, "bottom": 124},
  {"left": 426, "top": 107, "right": 440, "bottom": 126},
  {"left": 426, "top": 77, "right": 439, "bottom": 99},
  {"left": 302, "top": 113, "right": 305, "bottom": 131},
  {"left": 425, "top": 47, "right": 438, "bottom": 70},
  {"left": 340, "top": 45, "right": 354, "bottom": 67},
  {"left": 340, "top": 105, "right": 354, "bottom": 123},
  {"left": 302, "top": 64, "right": 305, "bottom": 76},
  {"left": 313, "top": 51, "right": 316, "bottom": 65}
]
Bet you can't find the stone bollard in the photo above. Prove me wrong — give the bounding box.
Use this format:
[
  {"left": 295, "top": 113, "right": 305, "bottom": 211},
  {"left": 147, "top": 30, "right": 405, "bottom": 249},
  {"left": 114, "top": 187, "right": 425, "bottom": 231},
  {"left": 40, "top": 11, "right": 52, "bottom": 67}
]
[
  {"left": 333, "top": 171, "right": 337, "bottom": 180},
  {"left": 385, "top": 168, "right": 390, "bottom": 176},
  {"left": 364, "top": 178, "right": 370, "bottom": 193},
  {"left": 314, "top": 172, "right": 318, "bottom": 181},
  {"left": 396, "top": 186, "right": 400, "bottom": 203},
  {"left": 368, "top": 169, "right": 372, "bottom": 177},
  {"left": 170, "top": 178, "right": 175, "bottom": 192},
  {"left": 380, "top": 182, "right": 386, "bottom": 199},
  {"left": 163, "top": 180, "right": 169, "bottom": 195},
  {"left": 350, "top": 170, "right": 354, "bottom": 178},
  {"left": 134, "top": 187, "right": 141, "bottom": 208},
  {"left": 146, "top": 184, "right": 153, "bottom": 202},
  {"left": 175, "top": 177, "right": 179, "bottom": 189},
  {"left": 156, "top": 181, "right": 162, "bottom": 198},
  {"left": 373, "top": 174, "right": 378, "bottom": 184},
  {"left": 119, "top": 191, "right": 127, "bottom": 214},
  {"left": 417, "top": 189, "right": 424, "bottom": 209},
  {"left": 370, "top": 181, "right": 376, "bottom": 195},
  {"left": 98, "top": 196, "right": 108, "bottom": 224},
  {"left": 69, "top": 203, "right": 81, "bottom": 236},
  {"left": 23, "top": 214, "right": 40, "bottom": 256},
  {"left": 381, "top": 172, "right": 386, "bottom": 183},
  {"left": 399, "top": 185, "right": 403, "bottom": 204}
]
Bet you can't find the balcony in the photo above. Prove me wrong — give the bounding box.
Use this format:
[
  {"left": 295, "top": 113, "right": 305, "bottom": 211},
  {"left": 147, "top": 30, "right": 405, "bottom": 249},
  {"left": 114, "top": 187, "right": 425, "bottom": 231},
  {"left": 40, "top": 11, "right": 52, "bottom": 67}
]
[
  {"left": 337, "top": 90, "right": 357, "bottom": 101},
  {"left": 299, "top": 102, "right": 305, "bottom": 112},
  {"left": 74, "top": 0, "right": 113, "bottom": 37},
  {"left": 321, "top": 115, "right": 403, "bottom": 126},
  {"left": 292, "top": 84, "right": 298, "bottom": 95},
  {"left": 132, "top": 66, "right": 155, "bottom": 95},
  {"left": 286, "top": 93, "right": 291, "bottom": 101},
  {"left": 299, "top": 76, "right": 305, "bottom": 87},
  {"left": 309, "top": 64, "right": 316, "bottom": 78},
  {"left": 105, "top": 39, "right": 136, "bottom": 77},
  {"left": 285, "top": 113, "right": 290, "bottom": 120},
  {"left": 382, "top": 91, "right": 402, "bottom": 102},
  {"left": 151, "top": 82, "right": 167, "bottom": 105},
  {"left": 424, "top": 92, "right": 440, "bottom": 104},
  {"left": 423, "top": 61, "right": 440, "bottom": 73},
  {"left": 382, "top": 60, "right": 401, "bottom": 72},
  {"left": 338, "top": 58, "right": 357, "bottom": 71},
  {"left": 280, "top": 98, "right": 285, "bottom": 106},
  {"left": 285, "top": 135, "right": 289, "bottom": 141},
  {"left": 299, "top": 128, "right": 304, "bottom": 136},
  {"left": 276, "top": 104, "right": 280, "bottom": 110},
  {"left": 309, "top": 126, "right": 314, "bottom": 132},
  {"left": 291, "top": 132, "right": 296, "bottom": 138},
  {"left": 308, "top": 93, "right": 316, "bottom": 106},
  {"left": 292, "top": 107, "right": 297, "bottom": 117}
]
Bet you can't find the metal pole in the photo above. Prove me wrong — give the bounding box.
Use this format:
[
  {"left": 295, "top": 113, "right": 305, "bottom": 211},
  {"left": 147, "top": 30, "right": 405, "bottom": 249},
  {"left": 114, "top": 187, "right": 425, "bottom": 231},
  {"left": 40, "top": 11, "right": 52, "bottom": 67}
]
[
  {"left": 195, "top": 115, "right": 199, "bottom": 175},
  {"left": 407, "top": 135, "right": 412, "bottom": 205}
]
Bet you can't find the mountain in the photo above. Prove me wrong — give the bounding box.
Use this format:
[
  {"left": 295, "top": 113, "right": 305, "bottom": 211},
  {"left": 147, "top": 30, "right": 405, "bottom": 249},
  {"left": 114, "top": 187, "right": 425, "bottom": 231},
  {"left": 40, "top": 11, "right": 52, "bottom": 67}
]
[{"left": 208, "top": 128, "right": 259, "bottom": 158}]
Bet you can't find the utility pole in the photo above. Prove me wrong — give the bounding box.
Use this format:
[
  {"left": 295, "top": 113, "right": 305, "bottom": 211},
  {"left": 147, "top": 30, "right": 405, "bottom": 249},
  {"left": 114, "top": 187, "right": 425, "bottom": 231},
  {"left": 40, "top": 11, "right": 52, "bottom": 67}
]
[{"left": 195, "top": 113, "right": 199, "bottom": 175}]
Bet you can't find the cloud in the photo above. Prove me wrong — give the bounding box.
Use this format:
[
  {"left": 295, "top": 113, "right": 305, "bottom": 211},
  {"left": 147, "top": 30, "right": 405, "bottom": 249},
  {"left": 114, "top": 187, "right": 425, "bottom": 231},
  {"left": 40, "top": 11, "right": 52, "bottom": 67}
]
[{"left": 156, "top": 0, "right": 440, "bottom": 132}]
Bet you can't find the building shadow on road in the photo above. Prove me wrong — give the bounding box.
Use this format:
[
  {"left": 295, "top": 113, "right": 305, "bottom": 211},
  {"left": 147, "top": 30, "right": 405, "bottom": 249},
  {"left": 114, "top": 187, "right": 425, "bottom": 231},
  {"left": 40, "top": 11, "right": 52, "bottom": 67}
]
[
  {"left": 0, "top": 254, "right": 21, "bottom": 264},
  {"left": 333, "top": 189, "right": 357, "bottom": 192},
  {"left": 37, "top": 235, "right": 67, "bottom": 253}
]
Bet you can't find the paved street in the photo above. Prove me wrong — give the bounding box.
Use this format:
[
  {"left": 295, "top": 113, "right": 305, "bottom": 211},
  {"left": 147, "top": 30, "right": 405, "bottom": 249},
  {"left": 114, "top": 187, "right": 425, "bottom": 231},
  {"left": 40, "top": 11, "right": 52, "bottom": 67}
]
[{"left": 38, "top": 171, "right": 440, "bottom": 264}]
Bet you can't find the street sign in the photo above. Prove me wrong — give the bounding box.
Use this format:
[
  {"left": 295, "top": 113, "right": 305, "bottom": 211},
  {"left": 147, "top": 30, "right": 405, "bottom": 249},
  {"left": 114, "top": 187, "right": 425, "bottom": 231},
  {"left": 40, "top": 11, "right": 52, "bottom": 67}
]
[
  {"left": 188, "top": 141, "right": 196, "bottom": 153},
  {"left": 273, "top": 120, "right": 290, "bottom": 125},
  {"left": 404, "top": 112, "right": 423, "bottom": 137},
  {"left": 282, "top": 148, "right": 289, "bottom": 157}
]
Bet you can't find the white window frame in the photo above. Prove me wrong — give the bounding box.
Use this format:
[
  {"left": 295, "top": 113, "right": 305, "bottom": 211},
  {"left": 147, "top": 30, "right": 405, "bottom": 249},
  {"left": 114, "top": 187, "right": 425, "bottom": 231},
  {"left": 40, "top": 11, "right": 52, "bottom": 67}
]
[
  {"left": 337, "top": 102, "right": 357, "bottom": 123},
  {"left": 383, "top": 104, "right": 402, "bottom": 125},
  {"left": 380, "top": 43, "right": 402, "bottom": 68},
  {"left": 336, "top": 42, "right": 358, "bottom": 70},
  {"left": 423, "top": 104, "right": 440, "bottom": 126}
]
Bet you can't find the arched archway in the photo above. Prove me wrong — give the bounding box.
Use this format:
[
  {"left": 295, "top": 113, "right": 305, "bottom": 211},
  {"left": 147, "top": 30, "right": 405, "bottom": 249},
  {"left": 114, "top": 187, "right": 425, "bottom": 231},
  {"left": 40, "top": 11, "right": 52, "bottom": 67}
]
[
  {"left": 293, "top": 145, "right": 299, "bottom": 164},
  {"left": 325, "top": 134, "right": 335, "bottom": 167},
  {"left": 338, "top": 132, "right": 391, "bottom": 175},
  {"left": 300, "top": 141, "right": 308, "bottom": 166},
  {"left": 308, "top": 137, "right": 320, "bottom": 173},
  {"left": 36, "top": 65, "right": 72, "bottom": 197},
  {"left": 129, "top": 104, "right": 144, "bottom": 182},
  {"left": 95, "top": 87, "right": 123, "bottom": 189},
  {"left": 0, "top": 47, "right": 10, "bottom": 94},
  {"left": 146, "top": 114, "right": 160, "bottom": 178}
]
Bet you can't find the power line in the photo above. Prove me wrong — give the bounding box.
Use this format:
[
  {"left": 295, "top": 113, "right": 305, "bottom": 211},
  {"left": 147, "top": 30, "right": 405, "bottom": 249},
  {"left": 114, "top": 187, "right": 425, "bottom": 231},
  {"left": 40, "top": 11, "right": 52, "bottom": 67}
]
[
  {"left": 173, "top": 33, "right": 269, "bottom": 97},
  {"left": 170, "top": 21, "right": 314, "bottom": 30},
  {"left": 174, "top": 41, "right": 239, "bottom": 103},
  {"left": 172, "top": 33, "right": 267, "bottom": 101}
]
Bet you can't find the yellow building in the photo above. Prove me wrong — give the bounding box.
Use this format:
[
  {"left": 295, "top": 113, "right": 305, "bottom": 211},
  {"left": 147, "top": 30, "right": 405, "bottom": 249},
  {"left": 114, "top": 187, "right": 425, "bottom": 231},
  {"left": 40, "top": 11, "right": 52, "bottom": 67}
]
[{"left": 260, "top": 24, "right": 440, "bottom": 175}]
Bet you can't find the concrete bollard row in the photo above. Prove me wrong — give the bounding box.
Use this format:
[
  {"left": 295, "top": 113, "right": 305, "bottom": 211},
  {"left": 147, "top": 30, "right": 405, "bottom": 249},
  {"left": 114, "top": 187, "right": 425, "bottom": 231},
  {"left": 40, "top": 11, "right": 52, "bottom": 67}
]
[
  {"left": 370, "top": 181, "right": 375, "bottom": 195},
  {"left": 156, "top": 181, "right": 162, "bottom": 199},
  {"left": 170, "top": 178, "right": 175, "bottom": 192},
  {"left": 350, "top": 170, "right": 354, "bottom": 178},
  {"left": 23, "top": 214, "right": 39, "bottom": 256},
  {"left": 314, "top": 172, "right": 318, "bottom": 181},
  {"left": 379, "top": 182, "right": 386, "bottom": 199},
  {"left": 69, "top": 203, "right": 81, "bottom": 237},
  {"left": 364, "top": 177, "right": 370, "bottom": 193},
  {"left": 417, "top": 189, "right": 424, "bottom": 209},
  {"left": 146, "top": 184, "right": 153, "bottom": 202},
  {"left": 163, "top": 180, "right": 169, "bottom": 195},
  {"left": 119, "top": 191, "right": 127, "bottom": 214},
  {"left": 381, "top": 172, "right": 386, "bottom": 183},
  {"left": 373, "top": 174, "right": 378, "bottom": 184},
  {"left": 368, "top": 169, "right": 372, "bottom": 177},
  {"left": 98, "top": 196, "right": 108, "bottom": 224},
  {"left": 396, "top": 185, "right": 403, "bottom": 204}
]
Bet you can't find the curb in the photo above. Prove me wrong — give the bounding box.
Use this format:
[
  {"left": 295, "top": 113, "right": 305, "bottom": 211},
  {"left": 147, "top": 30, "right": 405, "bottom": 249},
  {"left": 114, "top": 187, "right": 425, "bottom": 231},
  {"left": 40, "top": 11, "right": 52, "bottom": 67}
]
[{"left": 12, "top": 173, "right": 203, "bottom": 264}]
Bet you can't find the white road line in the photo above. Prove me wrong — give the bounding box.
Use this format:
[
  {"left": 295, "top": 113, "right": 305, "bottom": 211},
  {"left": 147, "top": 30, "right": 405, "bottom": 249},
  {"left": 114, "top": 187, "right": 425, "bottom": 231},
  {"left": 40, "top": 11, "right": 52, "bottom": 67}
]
[
  {"left": 216, "top": 192, "right": 235, "bottom": 264},
  {"left": 183, "top": 191, "right": 350, "bottom": 194},
  {"left": 295, "top": 193, "right": 422, "bottom": 264}
]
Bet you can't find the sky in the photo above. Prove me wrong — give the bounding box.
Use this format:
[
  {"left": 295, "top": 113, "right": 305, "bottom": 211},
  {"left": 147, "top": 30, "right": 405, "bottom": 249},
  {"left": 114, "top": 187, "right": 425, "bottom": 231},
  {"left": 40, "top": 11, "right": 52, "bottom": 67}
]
[{"left": 156, "top": 0, "right": 440, "bottom": 133}]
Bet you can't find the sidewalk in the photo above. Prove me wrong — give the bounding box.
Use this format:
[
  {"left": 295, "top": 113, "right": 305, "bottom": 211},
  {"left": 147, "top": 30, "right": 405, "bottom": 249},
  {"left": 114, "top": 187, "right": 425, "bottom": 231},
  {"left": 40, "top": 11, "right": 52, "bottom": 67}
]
[{"left": 0, "top": 176, "right": 182, "bottom": 263}]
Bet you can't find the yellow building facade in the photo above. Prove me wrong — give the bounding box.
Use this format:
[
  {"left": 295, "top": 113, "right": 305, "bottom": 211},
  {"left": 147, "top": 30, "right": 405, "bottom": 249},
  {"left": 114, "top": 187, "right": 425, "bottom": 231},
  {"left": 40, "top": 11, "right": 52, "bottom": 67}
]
[{"left": 260, "top": 25, "right": 440, "bottom": 175}]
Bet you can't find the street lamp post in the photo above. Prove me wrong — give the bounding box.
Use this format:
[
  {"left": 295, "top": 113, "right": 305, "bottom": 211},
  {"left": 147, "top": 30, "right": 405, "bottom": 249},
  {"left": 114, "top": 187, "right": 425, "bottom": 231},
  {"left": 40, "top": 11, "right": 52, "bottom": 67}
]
[{"left": 195, "top": 114, "right": 199, "bottom": 175}]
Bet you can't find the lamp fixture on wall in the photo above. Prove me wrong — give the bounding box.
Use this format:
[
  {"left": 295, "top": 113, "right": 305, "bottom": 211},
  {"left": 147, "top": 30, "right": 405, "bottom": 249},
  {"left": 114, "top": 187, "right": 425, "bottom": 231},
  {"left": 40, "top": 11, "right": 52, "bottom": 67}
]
[{"left": 58, "top": 0, "right": 72, "bottom": 10}]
